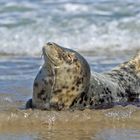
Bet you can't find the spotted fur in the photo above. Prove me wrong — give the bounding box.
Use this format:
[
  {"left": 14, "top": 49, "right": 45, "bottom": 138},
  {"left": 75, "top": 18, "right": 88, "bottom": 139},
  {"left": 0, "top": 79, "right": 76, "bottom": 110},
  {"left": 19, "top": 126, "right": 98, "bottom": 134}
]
[{"left": 26, "top": 42, "right": 140, "bottom": 110}]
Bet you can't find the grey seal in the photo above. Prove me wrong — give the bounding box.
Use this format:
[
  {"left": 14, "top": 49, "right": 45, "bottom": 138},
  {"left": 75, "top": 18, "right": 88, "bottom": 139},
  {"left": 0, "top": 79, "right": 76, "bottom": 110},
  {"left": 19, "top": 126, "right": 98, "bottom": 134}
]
[{"left": 26, "top": 42, "right": 140, "bottom": 110}]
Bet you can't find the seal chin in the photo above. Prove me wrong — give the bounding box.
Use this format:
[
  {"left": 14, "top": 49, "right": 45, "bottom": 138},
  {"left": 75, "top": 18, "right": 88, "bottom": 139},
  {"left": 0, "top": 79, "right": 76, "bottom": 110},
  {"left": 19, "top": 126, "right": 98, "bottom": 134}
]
[
  {"left": 42, "top": 42, "right": 52, "bottom": 54},
  {"left": 42, "top": 42, "right": 57, "bottom": 58}
]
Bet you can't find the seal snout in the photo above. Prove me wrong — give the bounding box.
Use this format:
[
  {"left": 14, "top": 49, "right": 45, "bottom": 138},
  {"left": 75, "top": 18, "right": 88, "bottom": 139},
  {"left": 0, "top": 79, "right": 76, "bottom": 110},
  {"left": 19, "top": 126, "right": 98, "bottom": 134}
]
[
  {"left": 42, "top": 42, "right": 53, "bottom": 56},
  {"left": 47, "top": 42, "right": 54, "bottom": 46},
  {"left": 43, "top": 42, "right": 56, "bottom": 54},
  {"left": 42, "top": 42, "right": 64, "bottom": 66}
]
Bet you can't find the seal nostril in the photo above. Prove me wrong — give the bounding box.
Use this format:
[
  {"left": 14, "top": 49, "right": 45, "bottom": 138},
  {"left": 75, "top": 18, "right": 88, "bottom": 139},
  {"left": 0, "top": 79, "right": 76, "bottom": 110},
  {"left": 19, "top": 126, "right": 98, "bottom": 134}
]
[{"left": 47, "top": 42, "right": 54, "bottom": 46}]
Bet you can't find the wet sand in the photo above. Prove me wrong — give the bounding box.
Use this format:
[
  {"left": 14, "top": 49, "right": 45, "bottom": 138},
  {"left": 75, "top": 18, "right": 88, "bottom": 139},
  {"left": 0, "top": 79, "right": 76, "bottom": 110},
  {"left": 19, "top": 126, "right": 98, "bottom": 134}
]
[{"left": 0, "top": 104, "right": 140, "bottom": 140}]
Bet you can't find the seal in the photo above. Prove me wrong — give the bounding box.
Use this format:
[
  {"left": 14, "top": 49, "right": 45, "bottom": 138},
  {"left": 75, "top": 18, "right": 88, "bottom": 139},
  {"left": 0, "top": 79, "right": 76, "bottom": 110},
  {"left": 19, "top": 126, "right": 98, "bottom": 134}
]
[
  {"left": 26, "top": 42, "right": 140, "bottom": 110},
  {"left": 26, "top": 42, "right": 90, "bottom": 110}
]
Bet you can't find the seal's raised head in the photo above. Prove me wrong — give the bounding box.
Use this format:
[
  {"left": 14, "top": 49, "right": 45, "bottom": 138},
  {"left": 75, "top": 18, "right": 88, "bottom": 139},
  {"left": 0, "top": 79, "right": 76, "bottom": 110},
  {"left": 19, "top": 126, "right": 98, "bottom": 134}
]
[{"left": 29, "top": 42, "right": 90, "bottom": 110}]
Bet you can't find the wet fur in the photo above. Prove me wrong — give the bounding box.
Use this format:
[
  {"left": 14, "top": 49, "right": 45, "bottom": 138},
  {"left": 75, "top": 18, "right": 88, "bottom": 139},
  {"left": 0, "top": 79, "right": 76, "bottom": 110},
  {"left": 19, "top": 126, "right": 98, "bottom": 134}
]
[{"left": 71, "top": 52, "right": 140, "bottom": 109}]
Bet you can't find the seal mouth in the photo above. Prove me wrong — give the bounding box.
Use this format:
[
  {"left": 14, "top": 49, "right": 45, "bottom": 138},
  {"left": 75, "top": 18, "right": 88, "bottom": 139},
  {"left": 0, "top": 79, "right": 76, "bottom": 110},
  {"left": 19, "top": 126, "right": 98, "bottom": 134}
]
[{"left": 42, "top": 42, "right": 63, "bottom": 66}]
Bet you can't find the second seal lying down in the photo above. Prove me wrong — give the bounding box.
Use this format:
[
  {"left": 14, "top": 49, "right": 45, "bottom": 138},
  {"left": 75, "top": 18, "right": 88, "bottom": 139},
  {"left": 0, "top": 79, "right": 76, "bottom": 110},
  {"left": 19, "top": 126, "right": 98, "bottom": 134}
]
[{"left": 26, "top": 42, "right": 140, "bottom": 110}]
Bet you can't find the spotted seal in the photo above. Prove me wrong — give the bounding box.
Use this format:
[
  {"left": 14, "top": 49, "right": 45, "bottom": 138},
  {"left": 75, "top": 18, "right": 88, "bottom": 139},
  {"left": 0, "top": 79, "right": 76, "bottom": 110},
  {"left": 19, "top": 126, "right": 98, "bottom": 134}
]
[{"left": 26, "top": 42, "right": 140, "bottom": 110}]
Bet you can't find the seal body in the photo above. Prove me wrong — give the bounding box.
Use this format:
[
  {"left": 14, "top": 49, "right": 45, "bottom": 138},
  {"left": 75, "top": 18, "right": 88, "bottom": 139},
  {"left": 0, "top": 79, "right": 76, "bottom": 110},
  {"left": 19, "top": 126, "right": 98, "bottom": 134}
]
[
  {"left": 27, "top": 42, "right": 90, "bottom": 110},
  {"left": 26, "top": 42, "right": 140, "bottom": 110},
  {"left": 71, "top": 52, "right": 140, "bottom": 109}
]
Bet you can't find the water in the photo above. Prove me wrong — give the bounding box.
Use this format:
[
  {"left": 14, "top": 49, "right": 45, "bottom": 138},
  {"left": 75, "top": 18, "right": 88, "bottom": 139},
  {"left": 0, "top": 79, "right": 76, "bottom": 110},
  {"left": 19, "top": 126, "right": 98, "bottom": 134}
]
[
  {"left": 0, "top": 0, "right": 140, "bottom": 55},
  {"left": 0, "top": 0, "right": 140, "bottom": 139}
]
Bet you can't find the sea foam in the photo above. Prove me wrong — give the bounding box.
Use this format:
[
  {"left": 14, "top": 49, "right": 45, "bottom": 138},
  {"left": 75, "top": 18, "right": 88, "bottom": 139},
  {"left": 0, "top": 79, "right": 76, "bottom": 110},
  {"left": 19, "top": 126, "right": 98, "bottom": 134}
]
[{"left": 0, "top": 0, "right": 140, "bottom": 56}]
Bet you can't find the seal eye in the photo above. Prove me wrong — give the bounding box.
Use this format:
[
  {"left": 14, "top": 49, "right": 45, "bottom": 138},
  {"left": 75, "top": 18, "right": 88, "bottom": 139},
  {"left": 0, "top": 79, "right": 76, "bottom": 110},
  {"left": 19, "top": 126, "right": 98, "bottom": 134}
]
[
  {"left": 67, "top": 54, "right": 71, "bottom": 59},
  {"left": 66, "top": 53, "right": 74, "bottom": 64},
  {"left": 67, "top": 53, "right": 77, "bottom": 63}
]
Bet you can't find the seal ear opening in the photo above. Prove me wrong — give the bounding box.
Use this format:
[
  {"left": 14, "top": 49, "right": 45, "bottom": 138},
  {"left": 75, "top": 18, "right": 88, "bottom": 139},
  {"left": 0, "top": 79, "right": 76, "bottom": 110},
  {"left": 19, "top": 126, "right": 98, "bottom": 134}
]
[{"left": 25, "top": 99, "right": 32, "bottom": 109}]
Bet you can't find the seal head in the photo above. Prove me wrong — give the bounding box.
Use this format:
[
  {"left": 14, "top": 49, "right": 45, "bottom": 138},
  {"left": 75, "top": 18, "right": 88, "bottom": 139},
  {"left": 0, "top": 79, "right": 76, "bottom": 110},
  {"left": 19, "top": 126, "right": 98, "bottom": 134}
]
[{"left": 30, "top": 42, "right": 90, "bottom": 110}]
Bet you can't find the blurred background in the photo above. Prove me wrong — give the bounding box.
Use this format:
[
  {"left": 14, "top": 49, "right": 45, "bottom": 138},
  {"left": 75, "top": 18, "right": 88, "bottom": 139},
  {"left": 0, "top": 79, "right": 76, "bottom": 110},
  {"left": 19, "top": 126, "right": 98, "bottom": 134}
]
[
  {"left": 0, "top": 0, "right": 140, "bottom": 55},
  {"left": 0, "top": 1, "right": 140, "bottom": 139}
]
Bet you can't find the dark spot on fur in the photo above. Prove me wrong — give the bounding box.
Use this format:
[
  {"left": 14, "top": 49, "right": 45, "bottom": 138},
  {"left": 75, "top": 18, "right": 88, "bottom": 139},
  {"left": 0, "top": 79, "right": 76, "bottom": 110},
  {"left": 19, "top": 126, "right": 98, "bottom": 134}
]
[
  {"left": 121, "top": 67, "right": 128, "bottom": 71},
  {"left": 83, "top": 102, "right": 86, "bottom": 106},
  {"left": 49, "top": 79, "right": 53, "bottom": 85},
  {"left": 126, "top": 86, "right": 139, "bottom": 102},
  {"left": 67, "top": 69, "right": 70, "bottom": 72},
  {"left": 90, "top": 100, "right": 94, "bottom": 106},
  {"left": 70, "top": 99, "right": 76, "bottom": 107},
  {"left": 84, "top": 95, "right": 88, "bottom": 101},
  {"left": 42, "top": 79, "right": 47, "bottom": 85},
  {"left": 119, "top": 76, "right": 124, "bottom": 81},
  {"left": 102, "top": 91, "right": 105, "bottom": 94},
  {"left": 76, "top": 77, "right": 82, "bottom": 87},
  {"left": 73, "top": 58, "right": 78, "bottom": 63},
  {"left": 67, "top": 90, "right": 71, "bottom": 93},
  {"left": 51, "top": 102, "right": 64, "bottom": 111},
  {"left": 117, "top": 92, "right": 125, "bottom": 98},
  {"left": 76, "top": 63, "right": 80, "bottom": 68},
  {"left": 106, "top": 87, "right": 111, "bottom": 94},
  {"left": 58, "top": 97, "right": 62, "bottom": 102},
  {"left": 67, "top": 60, "right": 72, "bottom": 65},
  {"left": 103, "top": 87, "right": 112, "bottom": 95},
  {"left": 110, "top": 96, "right": 113, "bottom": 101},
  {"left": 91, "top": 85, "right": 94, "bottom": 89},
  {"left": 48, "top": 72, "right": 54, "bottom": 77},
  {"left": 129, "top": 64, "right": 135, "bottom": 69},
  {"left": 99, "top": 98, "right": 104, "bottom": 104},
  {"left": 79, "top": 92, "right": 85, "bottom": 104},
  {"left": 42, "top": 97, "right": 46, "bottom": 101},
  {"left": 76, "top": 88, "right": 79, "bottom": 91},
  {"left": 71, "top": 86, "right": 75, "bottom": 91},
  {"left": 54, "top": 89, "right": 62, "bottom": 94},
  {"left": 62, "top": 86, "right": 69, "bottom": 89},
  {"left": 37, "top": 89, "right": 46, "bottom": 99}
]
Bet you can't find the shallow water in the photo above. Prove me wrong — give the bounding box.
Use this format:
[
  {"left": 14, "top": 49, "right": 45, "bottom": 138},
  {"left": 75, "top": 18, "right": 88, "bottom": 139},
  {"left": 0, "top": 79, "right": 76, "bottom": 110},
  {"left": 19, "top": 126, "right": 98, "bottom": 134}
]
[
  {"left": 0, "top": 0, "right": 140, "bottom": 139},
  {"left": 1, "top": 54, "right": 140, "bottom": 140},
  {"left": 1, "top": 106, "right": 140, "bottom": 140}
]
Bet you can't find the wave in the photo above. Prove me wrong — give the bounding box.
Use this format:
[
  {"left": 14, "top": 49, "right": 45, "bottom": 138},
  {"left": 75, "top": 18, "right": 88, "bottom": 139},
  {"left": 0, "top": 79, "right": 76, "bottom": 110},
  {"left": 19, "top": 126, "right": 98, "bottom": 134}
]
[{"left": 0, "top": 0, "right": 140, "bottom": 56}]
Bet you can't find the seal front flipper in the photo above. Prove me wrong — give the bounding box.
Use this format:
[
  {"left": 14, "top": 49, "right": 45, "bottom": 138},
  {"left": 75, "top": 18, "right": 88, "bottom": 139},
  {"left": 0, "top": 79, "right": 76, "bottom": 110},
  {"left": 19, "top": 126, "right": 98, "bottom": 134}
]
[{"left": 25, "top": 99, "right": 32, "bottom": 109}]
